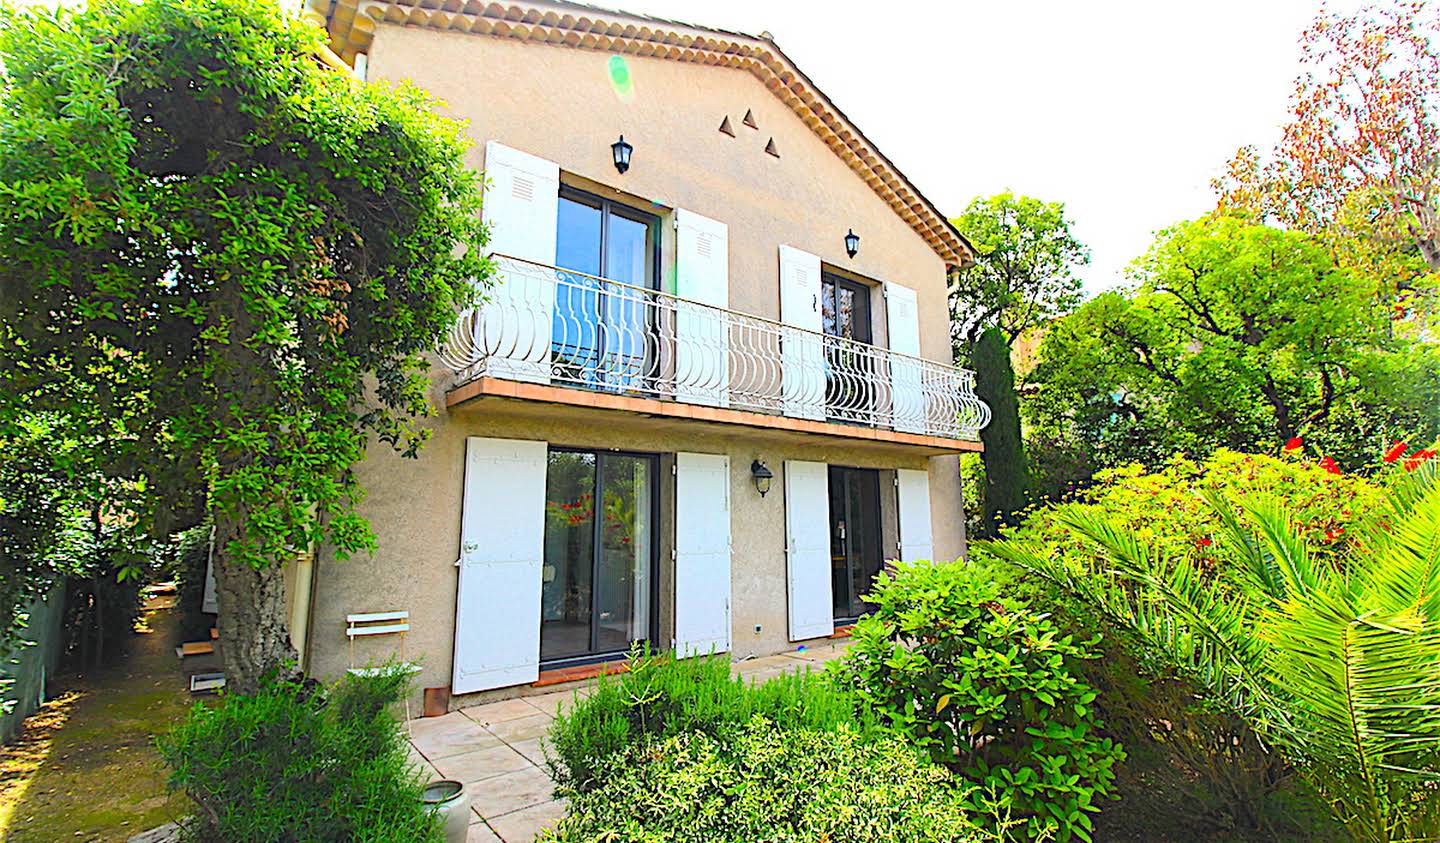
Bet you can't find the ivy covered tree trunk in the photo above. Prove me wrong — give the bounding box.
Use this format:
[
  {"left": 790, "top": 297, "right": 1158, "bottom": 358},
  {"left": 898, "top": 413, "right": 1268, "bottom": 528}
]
[
  {"left": 212, "top": 511, "right": 300, "bottom": 695},
  {"left": 974, "top": 326, "right": 1027, "bottom": 537}
]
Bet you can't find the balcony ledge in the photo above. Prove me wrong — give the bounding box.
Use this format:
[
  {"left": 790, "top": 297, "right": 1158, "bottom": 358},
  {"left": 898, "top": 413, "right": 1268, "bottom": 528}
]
[{"left": 446, "top": 376, "right": 983, "bottom": 455}]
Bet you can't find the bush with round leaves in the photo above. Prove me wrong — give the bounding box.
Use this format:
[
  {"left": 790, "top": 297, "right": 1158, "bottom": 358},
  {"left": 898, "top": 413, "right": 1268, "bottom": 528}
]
[{"left": 834, "top": 559, "right": 1123, "bottom": 842}]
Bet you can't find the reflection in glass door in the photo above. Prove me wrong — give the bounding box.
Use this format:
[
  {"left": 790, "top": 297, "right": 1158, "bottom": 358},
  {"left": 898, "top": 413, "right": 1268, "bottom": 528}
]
[
  {"left": 829, "top": 466, "right": 883, "bottom": 621},
  {"left": 821, "top": 273, "right": 876, "bottom": 424},
  {"left": 553, "top": 188, "right": 658, "bottom": 392},
  {"left": 541, "top": 449, "right": 656, "bottom": 664}
]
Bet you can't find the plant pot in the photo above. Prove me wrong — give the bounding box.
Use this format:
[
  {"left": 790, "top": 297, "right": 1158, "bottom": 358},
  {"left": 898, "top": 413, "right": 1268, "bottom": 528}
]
[{"left": 421, "top": 779, "right": 471, "bottom": 843}]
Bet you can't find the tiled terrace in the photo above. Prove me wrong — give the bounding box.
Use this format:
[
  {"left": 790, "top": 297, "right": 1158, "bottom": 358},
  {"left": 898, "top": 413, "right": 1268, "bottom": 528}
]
[{"left": 406, "top": 640, "right": 852, "bottom": 842}]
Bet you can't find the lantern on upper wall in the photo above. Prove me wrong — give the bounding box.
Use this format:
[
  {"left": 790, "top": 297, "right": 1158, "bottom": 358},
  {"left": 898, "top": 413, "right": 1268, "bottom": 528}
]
[
  {"left": 612, "top": 135, "right": 633, "bottom": 174},
  {"left": 844, "top": 228, "right": 860, "bottom": 258}
]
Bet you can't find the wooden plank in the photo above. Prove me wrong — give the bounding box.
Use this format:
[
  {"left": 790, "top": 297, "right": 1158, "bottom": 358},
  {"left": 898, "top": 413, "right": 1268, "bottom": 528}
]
[
  {"left": 346, "top": 610, "right": 409, "bottom": 624},
  {"left": 346, "top": 622, "right": 409, "bottom": 637}
]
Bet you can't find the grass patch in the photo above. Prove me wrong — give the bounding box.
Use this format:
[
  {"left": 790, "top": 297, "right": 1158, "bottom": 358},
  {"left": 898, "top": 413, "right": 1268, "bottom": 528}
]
[{"left": 0, "top": 600, "right": 193, "bottom": 841}]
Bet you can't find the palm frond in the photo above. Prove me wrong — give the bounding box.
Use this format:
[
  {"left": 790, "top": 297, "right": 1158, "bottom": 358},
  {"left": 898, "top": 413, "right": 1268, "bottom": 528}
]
[
  {"left": 1237, "top": 494, "right": 1325, "bottom": 600},
  {"left": 1199, "top": 488, "right": 1285, "bottom": 602},
  {"left": 986, "top": 507, "right": 1276, "bottom": 725}
]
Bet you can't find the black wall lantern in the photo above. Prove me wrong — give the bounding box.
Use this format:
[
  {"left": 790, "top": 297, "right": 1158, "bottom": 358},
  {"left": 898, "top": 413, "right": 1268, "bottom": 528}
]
[
  {"left": 612, "top": 134, "right": 633, "bottom": 174},
  {"left": 750, "top": 460, "right": 774, "bottom": 497},
  {"left": 844, "top": 228, "right": 860, "bottom": 258}
]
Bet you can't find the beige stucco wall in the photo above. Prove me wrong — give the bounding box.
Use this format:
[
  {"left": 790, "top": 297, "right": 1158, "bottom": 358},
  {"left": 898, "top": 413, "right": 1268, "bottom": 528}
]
[
  {"left": 366, "top": 24, "right": 954, "bottom": 363},
  {"left": 302, "top": 24, "right": 971, "bottom": 706},
  {"left": 308, "top": 378, "right": 966, "bottom": 707}
]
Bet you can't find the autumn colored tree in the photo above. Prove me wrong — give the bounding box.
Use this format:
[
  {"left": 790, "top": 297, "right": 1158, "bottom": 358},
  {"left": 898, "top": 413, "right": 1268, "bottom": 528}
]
[
  {"left": 948, "top": 192, "right": 1089, "bottom": 360},
  {"left": 1214, "top": 1, "right": 1439, "bottom": 311},
  {"left": 0, "top": 0, "right": 490, "bottom": 691}
]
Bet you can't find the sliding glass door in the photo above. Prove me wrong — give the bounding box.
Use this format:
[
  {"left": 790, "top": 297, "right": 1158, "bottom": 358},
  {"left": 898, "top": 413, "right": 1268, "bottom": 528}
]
[
  {"left": 540, "top": 448, "right": 657, "bottom": 664},
  {"left": 552, "top": 187, "right": 659, "bottom": 392},
  {"left": 829, "top": 466, "right": 883, "bottom": 621}
]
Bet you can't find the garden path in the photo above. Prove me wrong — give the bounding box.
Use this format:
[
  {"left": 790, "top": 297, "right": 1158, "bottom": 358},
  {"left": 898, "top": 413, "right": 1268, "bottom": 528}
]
[{"left": 408, "top": 639, "right": 852, "bottom": 843}]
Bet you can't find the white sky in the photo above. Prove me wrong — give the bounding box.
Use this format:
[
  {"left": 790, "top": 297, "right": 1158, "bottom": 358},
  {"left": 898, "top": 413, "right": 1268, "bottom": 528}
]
[{"left": 609, "top": 0, "right": 1369, "bottom": 292}]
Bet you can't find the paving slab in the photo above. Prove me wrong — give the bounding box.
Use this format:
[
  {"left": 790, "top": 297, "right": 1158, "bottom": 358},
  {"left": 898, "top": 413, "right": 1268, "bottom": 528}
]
[
  {"left": 433, "top": 743, "right": 535, "bottom": 785},
  {"left": 485, "top": 712, "right": 553, "bottom": 744},
  {"left": 461, "top": 698, "right": 548, "bottom": 727},
  {"left": 466, "top": 818, "right": 504, "bottom": 843},
  {"left": 486, "top": 799, "right": 567, "bottom": 843},
  {"left": 468, "top": 765, "right": 556, "bottom": 821},
  {"left": 410, "top": 711, "right": 503, "bottom": 761}
]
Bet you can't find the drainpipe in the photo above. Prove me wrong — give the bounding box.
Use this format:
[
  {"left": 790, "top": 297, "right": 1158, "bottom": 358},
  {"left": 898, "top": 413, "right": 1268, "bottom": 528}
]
[{"left": 290, "top": 547, "right": 317, "bottom": 674}]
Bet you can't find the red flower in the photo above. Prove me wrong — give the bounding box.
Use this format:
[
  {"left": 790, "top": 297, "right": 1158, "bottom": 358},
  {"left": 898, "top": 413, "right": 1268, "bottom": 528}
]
[
  {"left": 1383, "top": 441, "right": 1409, "bottom": 464},
  {"left": 1283, "top": 437, "right": 1304, "bottom": 453},
  {"left": 1319, "top": 455, "right": 1341, "bottom": 475},
  {"left": 1195, "top": 537, "right": 1213, "bottom": 548},
  {"left": 1403, "top": 449, "right": 1436, "bottom": 472},
  {"left": 1325, "top": 526, "right": 1345, "bottom": 542}
]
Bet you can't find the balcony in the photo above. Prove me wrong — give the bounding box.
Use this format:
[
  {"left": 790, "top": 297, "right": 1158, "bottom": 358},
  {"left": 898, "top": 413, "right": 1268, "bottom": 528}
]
[{"left": 439, "top": 256, "right": 990, "bottom": 443}]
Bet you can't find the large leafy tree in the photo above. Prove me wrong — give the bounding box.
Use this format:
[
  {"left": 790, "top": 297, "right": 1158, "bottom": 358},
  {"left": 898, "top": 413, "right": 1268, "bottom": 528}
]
[
  {"left": 1027, "top": 216, "right": 1440, "bottom": 482},
  {"left": 0, "top": 0, "right": 490, "bottom": 691},
  {"left": 948, "top": 191, "right": 1088, "bottom": 359}
]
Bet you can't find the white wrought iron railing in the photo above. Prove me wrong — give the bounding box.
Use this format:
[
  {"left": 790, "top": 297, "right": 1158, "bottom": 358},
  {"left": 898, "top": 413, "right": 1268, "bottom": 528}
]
[{"left": 438, "top": 255, "right": 991, "bottom": 440}]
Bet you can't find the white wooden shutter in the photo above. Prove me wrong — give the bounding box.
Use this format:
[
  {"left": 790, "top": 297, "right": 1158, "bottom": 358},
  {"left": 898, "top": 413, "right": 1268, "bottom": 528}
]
[
  {"left": 896, "top": 468, "right": 934, "bottom": 563},
  {"left": 785, "top": 460, "right": 834, "bottom": 640},
  {"left": 886, "top": 283, "right": 924, "bottom": 433},
  {"left": 674, "top": 210, "right": 730, "bottom": 407},
  {"left": 674, "top": 453, "right": 731, "bottom": 657},
  {"left": 479, "top": 141, "right": 560, "bottom": 384},
  {"left": 452, "top": 437, "right": 547, "bottom": 694},
  {"left": 779, "top": 245, "right": 824, "bottom": 420}
]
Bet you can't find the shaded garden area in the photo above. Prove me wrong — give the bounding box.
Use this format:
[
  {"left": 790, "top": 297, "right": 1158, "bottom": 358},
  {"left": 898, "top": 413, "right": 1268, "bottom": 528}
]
[{"left": 0, "top": 595, "right": 193, "bottom": 841}]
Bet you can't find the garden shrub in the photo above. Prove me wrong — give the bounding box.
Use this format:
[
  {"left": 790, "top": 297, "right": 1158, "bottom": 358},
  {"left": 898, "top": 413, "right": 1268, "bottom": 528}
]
[
  {"left": 171, "top": 523, "right": 215, "bottom": 642},
  {"left": 158, "top": 666, "right": 439, "bottom": 842},
  {"left": 835, "top": 558, "right": 1122, "bottom": 842},
  {"left": 1005, "top": 449, "right": 1384, "bottom": 565},
  {"left": 979, "top": 448, "right": 1390, "bottom": 839},
  {"left": 546, "top": 646, "right": 871, "bottom": 791},
  {"left": 542, "top": 716, "right": 990, "bottom": 843},
  {"left": 977, "top": 552, "right": 1339, "bottom": 841},
  {"left": 988, "top": 458, "right": 1440, "bottom": 842}
]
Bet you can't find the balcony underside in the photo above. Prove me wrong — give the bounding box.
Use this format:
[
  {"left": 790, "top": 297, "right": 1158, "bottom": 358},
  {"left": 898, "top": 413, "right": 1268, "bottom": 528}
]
[{"left": 446, "top": 377, "right": 984, "bottom": 456}]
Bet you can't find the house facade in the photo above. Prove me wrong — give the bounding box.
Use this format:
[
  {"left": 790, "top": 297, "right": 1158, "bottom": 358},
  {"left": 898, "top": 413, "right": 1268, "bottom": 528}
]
[{"left": 298, "top": 0, "right": 990, "bottom": 706}]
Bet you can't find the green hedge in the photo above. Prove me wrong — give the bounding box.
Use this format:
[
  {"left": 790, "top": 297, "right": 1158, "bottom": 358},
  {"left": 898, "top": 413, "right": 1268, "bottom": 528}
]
[
  {"left": 545, "top": 647, "right": 871, "bottom": 792},
  {"left": 542, "top": 717, "right": 987, "bottom": 843}
]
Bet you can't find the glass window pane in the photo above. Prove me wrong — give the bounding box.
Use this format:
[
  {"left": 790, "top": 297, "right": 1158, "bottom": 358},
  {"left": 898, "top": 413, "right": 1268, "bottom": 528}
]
[
  {"left": 595, "top": 456, "right": 652, "bottom": 653},
  {"left": 542, "top": 451, "right": 596, "bottom": 661},
  {"left": 555, "top": 197, "right": 603, "bottom": 381},
  {"left": 605, "top": 211, "right": 650, "bottom": 287},
  {"left": 556, "top": 196, "right": 601, "bottom": 276},
  {"left": 822, "top": 280, "right": 837, "bottom": 336}
]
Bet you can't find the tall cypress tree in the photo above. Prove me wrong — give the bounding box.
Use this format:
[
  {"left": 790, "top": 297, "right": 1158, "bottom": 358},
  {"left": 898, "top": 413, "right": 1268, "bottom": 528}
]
[{"left": 973, "top": 326, "right": 1027, "bottom": 537}]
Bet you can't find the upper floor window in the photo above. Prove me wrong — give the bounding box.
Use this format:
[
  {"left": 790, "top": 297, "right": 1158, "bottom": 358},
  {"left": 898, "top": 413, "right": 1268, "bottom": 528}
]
[
  {"left": 555, "top": 187, "right": 659, "bottom": 289},
  {"left": 821, "top": 272, "right": 873, "bottom": 344},
  {"left": 553, "top": 186, "right": 661, "bottom": 392}
]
